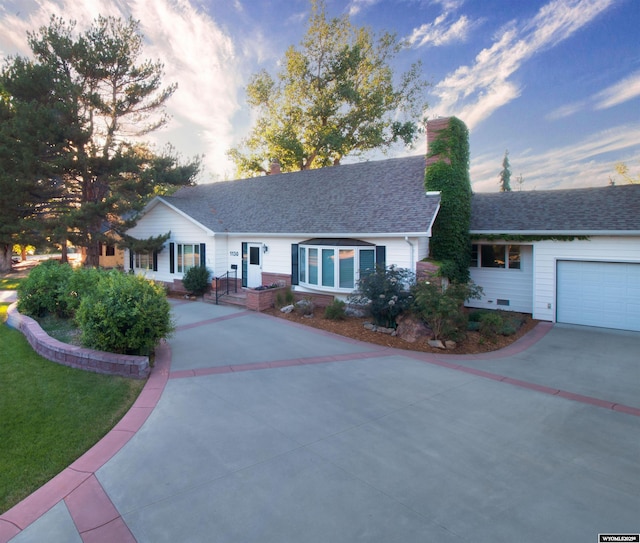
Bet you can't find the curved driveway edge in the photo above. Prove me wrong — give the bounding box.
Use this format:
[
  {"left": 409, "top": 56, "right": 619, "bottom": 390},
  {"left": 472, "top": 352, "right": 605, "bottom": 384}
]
[{"left": 0, "top": 342, "right": 171, "bottom": 543}]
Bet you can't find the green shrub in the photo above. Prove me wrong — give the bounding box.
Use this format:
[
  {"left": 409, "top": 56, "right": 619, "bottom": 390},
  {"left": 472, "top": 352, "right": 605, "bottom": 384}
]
[
  {"left": 275, "top": 287, "right": 295, "bottom": 309},
  {"left": 66, "top": 267, "right": 103, "bottom": 315},
  {"left": 467, "top": 310, "right": 486, "bottom": 323},
  {"left": 348, "top": 265, "right": 415, "bottom": 329},
  {"left": 182, "top": 266, "right": 212, "bottom": 296},
  {"left": 324, "top": 299, "right": 346, "bottom": 320},
  {"left": 467, "top": 321, "right": 480, "bottom": 331},
  {"left": 17, "top": 260, "right": 74, "bottom": 318},
  {"left": 412, "top": 280, "right": 482, "bottom": 340},
  {"left": 76, "top": 271, "right": 174, "bottom": 355},
  {"left": 479, "top": 312, "right": 504, "bottom": 341}
]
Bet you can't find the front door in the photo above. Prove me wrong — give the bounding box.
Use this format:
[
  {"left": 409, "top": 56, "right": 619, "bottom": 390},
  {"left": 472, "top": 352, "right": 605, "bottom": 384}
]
[{"left": 247, "top": 243, "right": 262, "bottom": 288}]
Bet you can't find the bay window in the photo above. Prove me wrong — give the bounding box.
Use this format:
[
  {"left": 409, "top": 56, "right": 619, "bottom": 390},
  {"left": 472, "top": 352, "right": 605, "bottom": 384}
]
[{"left": 295, "top": 240, "right": 381, "bottom": 291}]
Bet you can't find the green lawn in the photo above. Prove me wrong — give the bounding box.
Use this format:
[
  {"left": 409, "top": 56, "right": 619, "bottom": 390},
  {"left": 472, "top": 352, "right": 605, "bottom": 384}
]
[
  {"left": 0, "top": 277, "right": 22, "bottom": 290},
  {"left": 0, "top": 304, "right": 145, "bottom": 513}
]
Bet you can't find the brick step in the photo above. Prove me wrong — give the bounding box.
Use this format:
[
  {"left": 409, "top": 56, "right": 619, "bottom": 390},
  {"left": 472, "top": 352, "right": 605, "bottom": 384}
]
[{"left": 204, "top": 291, "right": 247, "bottom": 307}]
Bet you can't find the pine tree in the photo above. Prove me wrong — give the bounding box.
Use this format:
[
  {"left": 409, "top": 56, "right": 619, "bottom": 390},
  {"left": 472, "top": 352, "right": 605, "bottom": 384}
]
[
  {"left": 1, "top": 16, "right": 200, "bottom": 267},
  {"left": 499, "top": 150, "right": 512, "bottom": 192}
]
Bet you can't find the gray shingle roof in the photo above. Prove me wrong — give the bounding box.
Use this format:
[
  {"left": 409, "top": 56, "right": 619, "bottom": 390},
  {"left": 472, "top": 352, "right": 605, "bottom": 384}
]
[
  {"left": 470, "top": 185, "right": 640, "bottom": 233},
  {"left": 164, "top": 155, "right": 440, "bottom": 235}
]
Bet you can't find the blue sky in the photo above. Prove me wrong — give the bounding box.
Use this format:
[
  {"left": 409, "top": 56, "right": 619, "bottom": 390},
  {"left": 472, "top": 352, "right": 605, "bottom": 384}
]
[{"left": 1, "top": 0, "right": 638, "bottom": 191}]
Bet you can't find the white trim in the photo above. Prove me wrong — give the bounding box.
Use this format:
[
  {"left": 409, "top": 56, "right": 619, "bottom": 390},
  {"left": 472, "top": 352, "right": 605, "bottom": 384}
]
[
  {"left": 471, "top": 230, "right": 640, "bottom": 236},
  {"left": 226, "top": 231, "right": 429, "bottom": 238}
]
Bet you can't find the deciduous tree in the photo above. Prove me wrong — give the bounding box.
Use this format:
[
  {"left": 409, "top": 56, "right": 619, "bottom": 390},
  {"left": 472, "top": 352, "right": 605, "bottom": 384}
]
[{"left": 228, "top": 0, "right": 428, "bottom": 176}]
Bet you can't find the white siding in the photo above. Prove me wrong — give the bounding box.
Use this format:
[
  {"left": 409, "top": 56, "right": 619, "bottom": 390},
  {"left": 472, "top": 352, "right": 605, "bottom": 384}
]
[
  {"left": 125, "top": 203, "right": 216, "bottom": 282},
  {"left": 533, "top": 236, "right": 640, "bottom": 322},
  {"left": 225, "top": 234, "right": 426, "bottom": 293},
  {"left": 467, "top": 245, "right": 534, "bottom": 313}
]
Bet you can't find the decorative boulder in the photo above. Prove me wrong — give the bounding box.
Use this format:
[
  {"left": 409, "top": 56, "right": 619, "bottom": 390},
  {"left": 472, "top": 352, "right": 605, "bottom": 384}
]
[
  {"left": 280, "top": 304, "right": 295, "bottom": 313},
  {"left": 395, "top": 313, "right": 433, "bottom": 343},
  {"left": 346, "top": 304, "right": 369, "bottom": 318}
]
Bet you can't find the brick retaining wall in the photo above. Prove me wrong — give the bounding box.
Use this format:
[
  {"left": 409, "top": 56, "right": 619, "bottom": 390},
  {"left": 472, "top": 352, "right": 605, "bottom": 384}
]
[{"left": 6, "top": 303, "right": 150, "bottom": 379}]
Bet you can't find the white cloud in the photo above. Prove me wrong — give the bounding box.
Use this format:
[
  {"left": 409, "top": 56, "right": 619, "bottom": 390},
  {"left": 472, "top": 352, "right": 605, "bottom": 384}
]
[
  {"left": 594, "top": 70, "right": 640, "bottom": 110},
  {"left": 348, "top": 0, "right": 380, "bottom": 17},
  {"left": 470, "top": 123, "right": 640, "bottom": 191},
  {"left": 407, "top": 13, "right": 472, "bottom": 48},
  {"left": 431, "top": 0, "right": 615, "bottom": 130},
  {"left": 546, "top": 70, "right": 640, "bottom": 120}
]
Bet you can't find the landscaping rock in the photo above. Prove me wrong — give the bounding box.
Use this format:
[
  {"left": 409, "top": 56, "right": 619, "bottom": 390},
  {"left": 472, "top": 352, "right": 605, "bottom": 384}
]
[
  {"left": 376, "top": 326, "right": 395, "bottom": 335},
  {"left": 280, "top": 304, "right": 295, "bottom": 313},
  {"left": 445, "top": 340, "right": 457, "bottom": 350},
  {"left": 396, "top": 313, "right": 433, "bottom": 343},
  {"left": 363, "top": 322, "right": 376, "bottom": 331},
  {"left": 345, "top": 305, "right": 368, "bottom": 318},
  {"left": 428, "top": 339, "right": 445, "bottom": 349}
]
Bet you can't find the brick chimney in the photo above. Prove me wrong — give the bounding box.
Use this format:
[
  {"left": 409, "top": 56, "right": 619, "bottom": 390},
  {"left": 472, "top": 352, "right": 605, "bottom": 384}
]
[
  {"left": 426, "top": 117, "right": 451, "bottom": 167},
  {"left": 269, "top": 159, "right": 281, "bottom": 175}
]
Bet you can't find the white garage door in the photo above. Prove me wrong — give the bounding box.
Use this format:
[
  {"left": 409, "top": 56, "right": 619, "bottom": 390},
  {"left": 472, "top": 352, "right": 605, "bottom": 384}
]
[{"left": 557, "top": 261, "right": 640, "bottom": 331}]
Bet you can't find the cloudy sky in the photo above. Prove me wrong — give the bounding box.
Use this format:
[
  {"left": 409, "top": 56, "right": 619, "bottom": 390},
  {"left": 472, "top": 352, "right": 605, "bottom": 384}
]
[{"left": 1, "top": 0, "right": 638, "bottom": 191}]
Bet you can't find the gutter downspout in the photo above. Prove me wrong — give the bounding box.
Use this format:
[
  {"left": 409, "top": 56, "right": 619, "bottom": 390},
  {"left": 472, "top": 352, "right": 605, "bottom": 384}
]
[{"left": 404, "top": 236, "right": 415, "bottom": 273}]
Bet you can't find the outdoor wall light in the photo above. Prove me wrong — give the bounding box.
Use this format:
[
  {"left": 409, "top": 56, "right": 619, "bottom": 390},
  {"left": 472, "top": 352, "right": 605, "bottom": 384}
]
[{"left": 263, "top": 245, "right": 269, "bottom": 253}]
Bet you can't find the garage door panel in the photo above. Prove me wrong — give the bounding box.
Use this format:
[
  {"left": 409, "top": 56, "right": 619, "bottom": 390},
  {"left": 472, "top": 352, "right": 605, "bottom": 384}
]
[{"left": 557, "top": 261, "right": 640, "bottom": 332}]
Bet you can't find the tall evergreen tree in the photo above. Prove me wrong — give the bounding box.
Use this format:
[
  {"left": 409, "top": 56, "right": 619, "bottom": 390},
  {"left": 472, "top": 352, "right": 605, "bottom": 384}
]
[
  {"left": 499, "top": 150, "right": 512, "bottom": 192},
  {"left": 0, "top": 67, "right": 63, "bottom": 271},
  {"left": 1, "top": 16, "right": 199, "bottom": 268}
]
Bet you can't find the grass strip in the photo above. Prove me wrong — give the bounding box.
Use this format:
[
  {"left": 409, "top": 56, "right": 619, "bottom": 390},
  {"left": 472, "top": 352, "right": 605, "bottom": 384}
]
[
  {"left": 0, "top": 304, "right": 145, "bottom": 513},
  {"left": 0, "top": 277, "right": 22, "bottom": 290}
]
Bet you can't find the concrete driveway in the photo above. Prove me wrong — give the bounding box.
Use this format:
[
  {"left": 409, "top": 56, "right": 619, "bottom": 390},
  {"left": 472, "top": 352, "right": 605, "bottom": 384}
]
[{"left": 3, "top": 301, "right": 639, "bottom": 543}]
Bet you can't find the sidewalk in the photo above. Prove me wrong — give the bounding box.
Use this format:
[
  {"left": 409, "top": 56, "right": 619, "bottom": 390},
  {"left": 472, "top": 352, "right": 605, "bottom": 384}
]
[{"left": 0, "top": 291, "right": 17, "bottom": 303}]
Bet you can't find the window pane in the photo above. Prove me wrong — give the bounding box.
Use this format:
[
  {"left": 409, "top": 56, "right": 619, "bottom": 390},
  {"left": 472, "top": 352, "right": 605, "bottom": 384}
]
[
  {"left": 249, "top": 246, "right": 260, "bottom": 265},
  {"left": 471, "top": 244, "right": 478, "bottom": 267},
  {"left": 177, "top": 244, "right": 183, "bottom": 273},
  {"left": 184, "top": 244, "right": 195, "bottom": 272},
  {"left": 481, "top": 245, "right": 505, "bottom": 268},
  {"left": 359, "top": 249, "right": 375, "bottom": 277},
  {"left": 322, "top": 249, "right": 334, "bottom": 287},
  {"left": 299, "top": 247, "right": 306, "bottom": 283},
  {"left": 339, "top": 249, "right": 355, "bottom": 288},
  {"left": 309, "top": 248, "right": 318, "bottom": 284},
  {"left": 508, "top": 245, "right": 521, "bottom": 269},
  {"left": 135, "top": 252, "right": 151, "bottom": 270}
]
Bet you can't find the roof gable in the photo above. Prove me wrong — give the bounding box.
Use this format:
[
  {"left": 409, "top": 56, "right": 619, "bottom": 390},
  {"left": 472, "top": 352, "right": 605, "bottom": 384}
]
[
  {"left": 164, "top": 155, "right": 440, "bottom": 235},
  {"left": 471, "top": 185, "right": 640, "bottom": 234}
]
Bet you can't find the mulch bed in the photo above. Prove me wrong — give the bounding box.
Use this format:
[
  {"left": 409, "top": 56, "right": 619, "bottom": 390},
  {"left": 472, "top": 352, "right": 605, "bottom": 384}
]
[{"left": 264, "top": 308, "right": 539, "bottom": 355}]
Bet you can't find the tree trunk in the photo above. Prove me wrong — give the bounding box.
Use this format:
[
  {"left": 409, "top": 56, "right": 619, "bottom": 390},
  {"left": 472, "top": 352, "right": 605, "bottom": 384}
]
[
  {"left": 84, "top": 239, "right": 100, "bottom": 268},
  {"left": 60, "top": 240, "right": 68, "bottom": 264},
  {"left": 0, "top": 244, "right": 12, "bottom": 273}
]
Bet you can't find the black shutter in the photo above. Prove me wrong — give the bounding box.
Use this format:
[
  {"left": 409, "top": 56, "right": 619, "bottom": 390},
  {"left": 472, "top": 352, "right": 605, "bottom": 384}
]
[
  {"left": 376, "top": 246, "right": 386, "bottom": 268},
  {"left": 129, "top": 250, "right": 134, "bottom": 270},
  {"left": 291, "top": 244, "right": 299, "bottom": 285},
  {"left": 200, "top": 243, "right": 206, "bottom": 267},
  {"left": 152, "top": 251, "right": 158, "bottom": 272},
  {"left": 169, "top": 242, "right": 175, "bottom": 273},
  {"left": 241, "top": 242, "right": 248, "bottom": 288}
]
